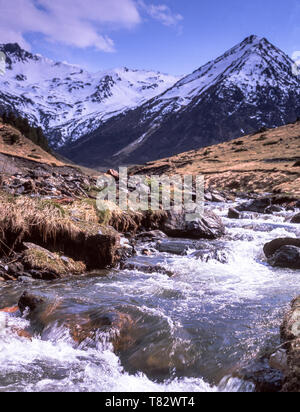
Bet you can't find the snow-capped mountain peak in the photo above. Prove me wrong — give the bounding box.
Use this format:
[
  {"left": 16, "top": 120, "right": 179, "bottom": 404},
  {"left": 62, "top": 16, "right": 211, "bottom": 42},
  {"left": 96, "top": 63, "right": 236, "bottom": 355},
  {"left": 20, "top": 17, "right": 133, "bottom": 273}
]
[
  {"left": 0, "top": 43, "right": 179, "bottom": 148},
  {"left": 155, "top": 35, "right": 298, "bottom": 110},
  {"left": 59, "top": 35, "right": 300, "bottom": 168}
]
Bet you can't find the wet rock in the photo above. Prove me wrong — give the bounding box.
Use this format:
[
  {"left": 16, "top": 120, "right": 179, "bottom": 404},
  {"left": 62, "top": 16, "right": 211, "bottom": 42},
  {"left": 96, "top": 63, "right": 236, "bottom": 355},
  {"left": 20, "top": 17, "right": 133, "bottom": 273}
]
[
  {"left": 291, "top": 213, "right": 300, "bottom": 224},
  {"left": 269, "top": 349, "right": 288, "bottom": 374},
  {"left": 211, "top": 193, "right": 226, "bottom": 203},
  {"left": 162, "top": 210, "right": 225, "bottom": 240},
  {"left": 263, "top": 238, "right": 300, "bottom": 259},
  {"left": 204, "top": 192, "right": 213, "bottom": 202},
  {"left": 121, "top": 259, "right": 175, "bottom": 277},
  {"left": 7, "top": 262, "right": 24, "bottom": 277},
  {"left": 142, "top": 249, "right": 153, "bottom": 256},
  {"left": 280, "top": 297, "right": 300, "bottom": 392},
  {"left": 17, "top": 276, "right": 36, "bottom": 283},
  {"left": 237, "top": 197, "right": 272, "bottom": 214},
  {"left": 237, "top": 196, "right": 298, "bottom": 214},
  {"left": 268, "top": 245, "right": 300, "bottom": 269},
  {"left": 18, "top": 291, "right": 47, "bottom": 314},
  {"left": 157, "top": 241, "right": 190, "bottom": 256},
  {"left": 228, "top": 208, "right": 240, "bottom": 219},
  {"left": 136, "top": 230, "right": 167, "bottom": 242},
  {"left": 20, "top": 291, "right": 135, "bottom": 352},
  {"left": 265, "top": 205, "right": 284, "bottom": 214},
  {"left": 191, "top": 248, "right": 229, "bottom": 264},
  {"left": 66, "top": 310, "right": 135, "bottom": 351},
  {"left": 239, "top": 357, "right": 284, "bottom": 392}
]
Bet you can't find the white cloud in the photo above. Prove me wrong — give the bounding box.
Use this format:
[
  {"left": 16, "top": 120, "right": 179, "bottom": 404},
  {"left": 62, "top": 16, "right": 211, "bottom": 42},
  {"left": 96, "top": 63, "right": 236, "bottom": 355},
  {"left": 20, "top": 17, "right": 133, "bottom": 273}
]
[
  {"left": 0, "top": 0, "right": 183, "bottom": 52},
  {"left": 0, "top": 0, "right": 140, "bottom": 52},
  {"left": 138, "top": 1, "right": 183, "bottom": 27}
]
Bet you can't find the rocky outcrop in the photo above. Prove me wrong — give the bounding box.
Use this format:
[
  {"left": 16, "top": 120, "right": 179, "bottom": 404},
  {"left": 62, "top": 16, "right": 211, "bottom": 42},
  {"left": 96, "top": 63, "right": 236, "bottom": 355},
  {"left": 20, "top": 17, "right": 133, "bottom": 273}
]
[
  {"left": 237, "top": 195, "right": 299, "bottom": 215},
  {"left": 280, "top": 297, "right": 300, "bottom": 392},
  {"left": 161, "top": 210, "right": 225, "bottom": 240}
]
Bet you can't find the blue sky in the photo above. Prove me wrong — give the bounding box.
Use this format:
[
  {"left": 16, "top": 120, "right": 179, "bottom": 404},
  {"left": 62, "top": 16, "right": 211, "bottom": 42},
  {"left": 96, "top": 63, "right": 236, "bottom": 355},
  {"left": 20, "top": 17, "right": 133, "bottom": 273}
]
[{"left": 0, "top": 0, "right": 299, "bottom": 75}]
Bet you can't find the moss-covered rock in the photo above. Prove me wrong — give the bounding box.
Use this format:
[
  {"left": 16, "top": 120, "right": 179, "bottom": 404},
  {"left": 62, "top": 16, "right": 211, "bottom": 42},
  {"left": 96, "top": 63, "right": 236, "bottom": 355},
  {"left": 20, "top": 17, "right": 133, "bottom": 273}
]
[{"left": 22, "top": 243, "right": 86, "bottom": 280}]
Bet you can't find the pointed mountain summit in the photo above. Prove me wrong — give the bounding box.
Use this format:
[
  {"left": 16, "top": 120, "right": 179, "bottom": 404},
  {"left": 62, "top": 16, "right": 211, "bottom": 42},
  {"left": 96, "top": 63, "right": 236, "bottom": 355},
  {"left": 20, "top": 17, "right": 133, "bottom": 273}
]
[{"left": 61, "top": 35, "right": 300, "bottom": 168}]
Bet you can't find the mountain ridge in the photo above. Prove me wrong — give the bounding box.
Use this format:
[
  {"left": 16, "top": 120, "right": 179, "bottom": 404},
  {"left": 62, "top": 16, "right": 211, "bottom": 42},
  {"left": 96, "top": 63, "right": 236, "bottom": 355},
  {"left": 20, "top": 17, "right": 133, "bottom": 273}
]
[
  {"left": 60, "top": 35, "right": 300, "bottom": 168},
  {"left": 0, "top": 42, "right": 179, "bottom": 149}
]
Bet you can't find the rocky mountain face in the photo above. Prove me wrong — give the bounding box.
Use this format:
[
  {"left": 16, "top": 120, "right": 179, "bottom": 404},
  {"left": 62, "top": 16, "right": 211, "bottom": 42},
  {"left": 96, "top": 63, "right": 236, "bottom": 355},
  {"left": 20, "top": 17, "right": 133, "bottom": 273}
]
[
  {"left": 0, "top": 43, "right": 178, "bottom": 149},
  {"left": 60, "top": 35, "right": 300, "bottom": 168}
]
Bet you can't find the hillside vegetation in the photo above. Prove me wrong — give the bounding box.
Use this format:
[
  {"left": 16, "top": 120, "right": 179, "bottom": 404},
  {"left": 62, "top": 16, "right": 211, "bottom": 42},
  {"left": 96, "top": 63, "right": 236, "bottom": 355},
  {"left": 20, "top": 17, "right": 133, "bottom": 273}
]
[{"left": 130, "top": 121, "right": 300, "bottom": 197}]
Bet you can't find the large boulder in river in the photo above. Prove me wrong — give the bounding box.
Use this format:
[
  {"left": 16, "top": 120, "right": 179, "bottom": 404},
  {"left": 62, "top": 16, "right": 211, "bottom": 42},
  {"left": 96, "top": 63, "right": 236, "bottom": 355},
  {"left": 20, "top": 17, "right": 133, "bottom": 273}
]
[
  {"left": 228, "top": 208, "right": 240, "bottom": 219},
  {"left": 237, "top": 197, "right": 272, "bottom": 214},
  {"left": 161, "top": 210, "right": 225, "bottom": 240},
  {"left": 268, "top": 246, "right": 300, "bottom": 270},
  {"left": 18, "top": 291, "right": 134, "bottom": 352},
  {"left": 264, "top": 238, "right": 300, "bottom": 259}
]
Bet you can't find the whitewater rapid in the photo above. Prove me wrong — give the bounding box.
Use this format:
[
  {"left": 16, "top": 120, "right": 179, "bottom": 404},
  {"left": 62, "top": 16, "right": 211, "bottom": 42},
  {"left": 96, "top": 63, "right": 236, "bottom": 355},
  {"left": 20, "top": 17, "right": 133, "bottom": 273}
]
[{"left": 0, "top": 201, "right": 299, "bottom": 392}]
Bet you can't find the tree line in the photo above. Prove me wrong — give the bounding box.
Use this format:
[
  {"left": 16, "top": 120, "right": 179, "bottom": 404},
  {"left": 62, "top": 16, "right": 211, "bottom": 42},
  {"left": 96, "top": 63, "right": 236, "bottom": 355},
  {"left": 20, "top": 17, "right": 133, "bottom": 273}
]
[{"left": 0, "top": 112, "right": 50, "bottom": 152}]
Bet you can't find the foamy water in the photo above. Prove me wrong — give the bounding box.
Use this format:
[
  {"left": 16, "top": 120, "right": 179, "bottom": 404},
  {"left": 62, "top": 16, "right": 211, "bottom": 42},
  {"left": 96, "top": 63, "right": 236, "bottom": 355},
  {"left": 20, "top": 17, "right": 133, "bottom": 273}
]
[{"left": 0, "top": 202, "right": 299, "bottom": 392}]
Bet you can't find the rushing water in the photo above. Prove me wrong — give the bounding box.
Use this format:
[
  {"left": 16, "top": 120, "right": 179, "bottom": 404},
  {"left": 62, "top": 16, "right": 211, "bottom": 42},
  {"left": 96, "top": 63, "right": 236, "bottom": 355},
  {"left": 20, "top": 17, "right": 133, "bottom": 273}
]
[{"left": 0, "top": 201, "right": 299, "bottom": 392}]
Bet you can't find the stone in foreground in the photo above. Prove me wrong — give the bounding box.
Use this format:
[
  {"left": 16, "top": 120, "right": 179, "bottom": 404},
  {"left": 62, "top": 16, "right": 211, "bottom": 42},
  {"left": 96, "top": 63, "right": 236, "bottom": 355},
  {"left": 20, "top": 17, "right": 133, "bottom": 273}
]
[{"left": 161, "top": 210, "right": 225, "bottom": 240}]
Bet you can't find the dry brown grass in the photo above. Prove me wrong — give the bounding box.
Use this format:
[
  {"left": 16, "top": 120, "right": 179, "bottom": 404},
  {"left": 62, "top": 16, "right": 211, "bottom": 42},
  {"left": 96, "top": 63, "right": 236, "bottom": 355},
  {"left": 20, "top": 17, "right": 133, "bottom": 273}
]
[
  {"left": 0, "top": 123, "right": 65, "bottom": 167},
  {"left": 131, "top": 121, "right": 300, "bottom": 196},
  {"left": 0, "top": 192, "right": 80, "bottom": 254}
]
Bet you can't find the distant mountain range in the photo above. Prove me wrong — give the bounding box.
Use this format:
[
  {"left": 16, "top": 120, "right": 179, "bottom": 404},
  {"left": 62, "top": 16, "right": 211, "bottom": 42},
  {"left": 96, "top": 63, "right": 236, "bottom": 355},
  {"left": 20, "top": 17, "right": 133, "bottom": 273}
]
[
  {"left": 0, "top": 43, "right": 178, "bottom": 150},
  {"left": 1, "top": 36, "right": 300, "bottom": 168}
]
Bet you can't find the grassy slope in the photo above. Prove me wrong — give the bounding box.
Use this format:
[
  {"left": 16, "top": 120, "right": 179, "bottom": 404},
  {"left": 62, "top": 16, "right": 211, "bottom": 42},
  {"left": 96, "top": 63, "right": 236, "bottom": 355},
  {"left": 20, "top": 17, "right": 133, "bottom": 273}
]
[
  {"left": 130, "top": 121, "right": 300, "bottom": 196},
  {"left": 0, "top": 122, "right": 65, "bottom": 166}
]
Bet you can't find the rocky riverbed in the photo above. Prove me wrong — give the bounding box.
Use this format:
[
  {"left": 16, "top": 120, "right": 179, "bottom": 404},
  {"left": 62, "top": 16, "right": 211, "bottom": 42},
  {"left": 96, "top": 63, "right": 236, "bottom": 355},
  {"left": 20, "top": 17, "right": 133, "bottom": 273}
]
[{"left": 0, "top": 165, "right": 300, "bottom": 392}]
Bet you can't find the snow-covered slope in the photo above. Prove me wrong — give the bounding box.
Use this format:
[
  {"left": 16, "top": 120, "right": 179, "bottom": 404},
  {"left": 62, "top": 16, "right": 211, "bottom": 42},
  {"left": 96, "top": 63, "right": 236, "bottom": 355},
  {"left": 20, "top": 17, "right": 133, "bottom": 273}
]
[
  {"left": 143, "top": 35, "right": 300, "bottom": 123},
  {"left": 0, "top": 43, "right": 178, "bottom": 148},
  {"left": 62, "top": 35, "right": 300, "bottom": 168}
]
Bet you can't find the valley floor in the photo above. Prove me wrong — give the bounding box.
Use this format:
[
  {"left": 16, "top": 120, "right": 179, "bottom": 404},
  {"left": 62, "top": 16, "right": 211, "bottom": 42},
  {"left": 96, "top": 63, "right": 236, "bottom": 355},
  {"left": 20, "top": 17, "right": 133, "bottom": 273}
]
[{"left": 0, "top": 121, "right": 299, "bottom": 392}]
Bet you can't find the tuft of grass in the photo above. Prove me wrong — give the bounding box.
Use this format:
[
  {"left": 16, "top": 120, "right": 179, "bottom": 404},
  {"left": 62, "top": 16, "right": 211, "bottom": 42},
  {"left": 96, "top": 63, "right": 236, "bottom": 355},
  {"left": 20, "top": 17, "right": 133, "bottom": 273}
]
[{"left": 0, "top": 191, "right": 80, "bottom": 254}]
